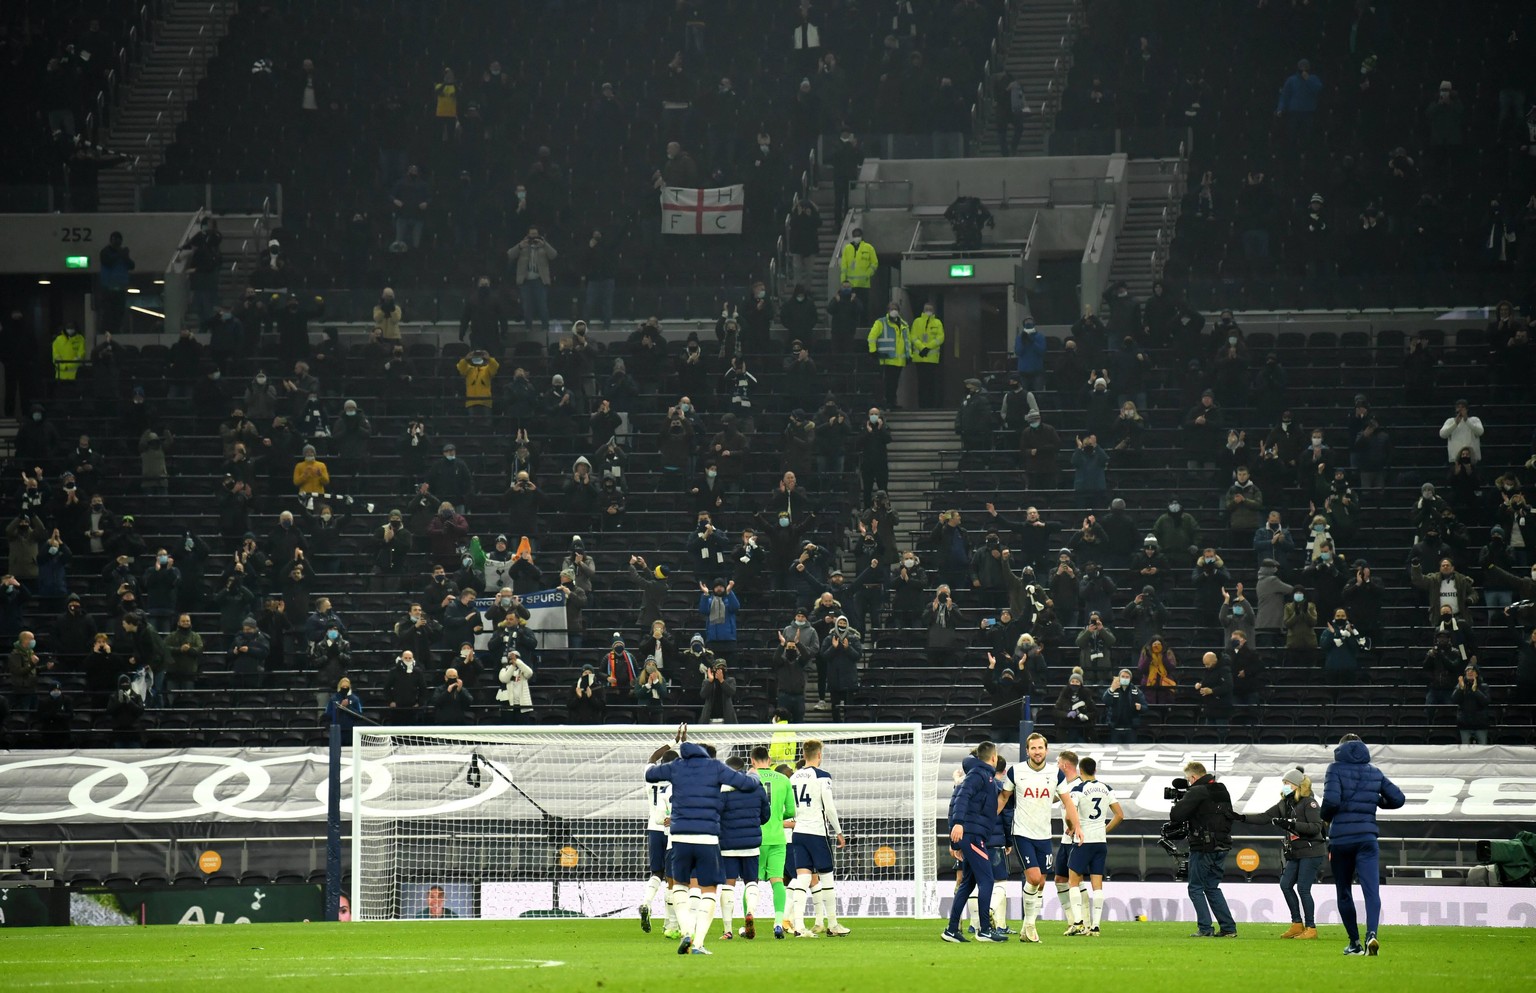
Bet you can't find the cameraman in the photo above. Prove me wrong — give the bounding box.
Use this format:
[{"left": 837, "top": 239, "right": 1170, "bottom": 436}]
[{"left": 1167, "top": 760, "right": 1237, "bottom": 937}]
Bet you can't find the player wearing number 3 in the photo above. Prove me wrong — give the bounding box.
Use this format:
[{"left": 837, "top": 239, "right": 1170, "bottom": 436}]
[
  {"left": 1064, "top": 756, "right": 1123, "bottom": 936},
  {"left": 786, "top": 739, "right": 849, "bottom": 936}
]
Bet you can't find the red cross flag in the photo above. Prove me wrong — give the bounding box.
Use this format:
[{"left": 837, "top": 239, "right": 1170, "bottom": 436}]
[{"left": 660, "top": 185, "right": 745, "bottom": 235}]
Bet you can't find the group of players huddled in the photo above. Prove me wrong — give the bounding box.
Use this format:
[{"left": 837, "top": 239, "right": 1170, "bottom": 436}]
[
  {"left": 641, "top": 723, "right": 848, "bottom": 955},
  {"left": 637, "top": 724, "right": 1117, "bottom": 952},
  {"left": 947, "top": 733, "right": 1122, "bottom": 943}
]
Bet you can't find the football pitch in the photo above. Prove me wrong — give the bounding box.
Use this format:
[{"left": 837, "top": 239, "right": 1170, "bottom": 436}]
[{"left": 4, "top": 919, "right": 1533, "bottom": 993}]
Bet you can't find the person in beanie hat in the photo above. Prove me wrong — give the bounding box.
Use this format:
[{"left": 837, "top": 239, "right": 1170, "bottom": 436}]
[
  {"left": 699, "top": 658, "right": 737, "bottom": 723},
  {"left": 1234, "top": 766, "right": 1325, "bottom": 939},
  {"left": 603, "top": 633, "right": 637, "bottom": 690}
]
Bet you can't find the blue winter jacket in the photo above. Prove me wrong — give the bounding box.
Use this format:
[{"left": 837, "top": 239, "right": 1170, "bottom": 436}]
[
  {"left": 719, "top": 774, "right": 772, "bottom": 851},
  {"left": 949, "top": 755, "right": 1000, "bottom": 844},
  {"left": 1014, "top": 328, "right": 1046, "bottom": 373},
  {"left": 1320, "top": 739, "right": 1405, "bottom": 843},
  {"left": 645, "top": 741, "right": 760, "bottom": 837},
  {"left": 698, "top": 591, "right": 740, "bottom": 642}
]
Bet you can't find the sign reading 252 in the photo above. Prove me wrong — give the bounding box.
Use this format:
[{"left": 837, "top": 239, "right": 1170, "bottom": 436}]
[{"left": 59, "top": 227, "right": 93, "bottom": 243}]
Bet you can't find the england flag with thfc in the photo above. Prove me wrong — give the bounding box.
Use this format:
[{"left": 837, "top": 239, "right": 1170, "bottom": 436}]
[{"left": 661, "top": 185, "right": 745, "bottom": 235}]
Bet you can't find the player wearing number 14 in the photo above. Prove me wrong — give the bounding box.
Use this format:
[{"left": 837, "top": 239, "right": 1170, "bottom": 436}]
[{"left": 787, "top": 740, "right": 849, "bottom": 937}]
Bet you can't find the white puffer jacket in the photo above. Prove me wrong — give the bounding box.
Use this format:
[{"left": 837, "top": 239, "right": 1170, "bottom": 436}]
[{"left": 497, "top": 655, "right": 534, "bottom": 709}]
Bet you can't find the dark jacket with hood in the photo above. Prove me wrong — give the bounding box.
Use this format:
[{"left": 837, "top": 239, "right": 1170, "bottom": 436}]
[
  {"left": 1320, "top": 739, "right": 1406, "bottom": 843},
  {"left": 644, "top": 741, "right": 760, "bottom": 837}
]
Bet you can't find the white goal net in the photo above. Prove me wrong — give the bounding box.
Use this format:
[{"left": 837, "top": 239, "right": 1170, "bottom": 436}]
[{"left": 350, "top": 723, "right": 951, "bottom": 922}]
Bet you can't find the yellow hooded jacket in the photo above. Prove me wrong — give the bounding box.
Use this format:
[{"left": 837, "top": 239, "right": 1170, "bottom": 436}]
[{"left": 457, "top": 355, "right": 500, "bottom": 407}]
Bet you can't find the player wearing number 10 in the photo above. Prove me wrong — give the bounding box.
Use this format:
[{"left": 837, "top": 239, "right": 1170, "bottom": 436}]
[
  {"left": 998, "top": 732, "right": 1081, "bottom": 944},
  {"left": 644, "top": 726, "right": 761, "bottom": 956}
]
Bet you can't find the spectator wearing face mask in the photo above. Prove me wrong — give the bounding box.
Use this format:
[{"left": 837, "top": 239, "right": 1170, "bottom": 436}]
[
  {"left": 292, "top": 444, "right": 330, "bottom": 495},
  {"left": 568, "top": 664, "right": 606, "bottom": 723},
  {"left": 310, "top": 620, "right": 353, "bottom": 711},
  {"left": 910, "top": 302, "right": 946, "bottom": 407},
  {"left": 456, "top": 350, "right": 500, "bottom": 416},
  {"left": 1190, "top": 548, "right": 1232, "bottom": 638},
  {"left": 1054, "top": 667, "right": 1097, "bottom": 741},
  {"left": 868, "top": 301, "right": 909, "bottom": 407},
  {"left": 1283, "top": 588, "right": 1318, "bottom": 668},
  {"left": 426, "top": 502, "right": 470, "bottom": 570},
  {"left": 1153, "top": 498, "right": 1201, "bottom": 560},
  {"left": 819, "top": 616, "right": 862, "bottom": 721},
  {"left": 1321, "top": 610, "right": 1369, "bottom": 685},
  {"left": 1227, "top": 630, "right": 1264, "bottom": 707},
  {"left": 625, "top": 655, "right": 664, "bottom": 723},
  {"left": 840, "top": 228, "right": 878, "bottom": 311},
  {"left": 1219, "top": 585, "right": 1256, "bottom": 643}
]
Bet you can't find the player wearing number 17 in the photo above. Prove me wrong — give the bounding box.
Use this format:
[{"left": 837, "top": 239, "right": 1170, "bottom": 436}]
[
  {"left": 943, "top": 740, "right": 1005, "bottom": 944},
  {"left": 644, "top": 724, "right": 761, "bottom": 956}
]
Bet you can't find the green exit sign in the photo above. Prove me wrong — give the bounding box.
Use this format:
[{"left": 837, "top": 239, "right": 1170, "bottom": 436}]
[
  {"left": 65, "top": 256, "right": 89, "bottom": 269},
  {"left": 949, "top": 263, "right": 974, "bottom": 278}
]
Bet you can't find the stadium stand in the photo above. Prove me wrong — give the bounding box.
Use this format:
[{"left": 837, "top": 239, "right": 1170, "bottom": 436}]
[{"left": 1, "top": 0, "right": 1533, "bottom": 766}]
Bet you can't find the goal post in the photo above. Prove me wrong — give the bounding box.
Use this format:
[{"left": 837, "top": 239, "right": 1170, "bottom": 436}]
[{"left": 348, "top": 723, "right": 952, "bottom": 922}]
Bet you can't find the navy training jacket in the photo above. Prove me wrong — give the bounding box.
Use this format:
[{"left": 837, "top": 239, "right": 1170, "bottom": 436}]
[
  {"left": 645, "top": 741, "right": 760, "bottom": 837},
  {"left": 719, "top": 772, "right": 772, "bottom": 851},
  {"left": 950, "top": 755, "right": 1000, "bottom": 844},
  {"left": 1320, "top": 739, "right": 1406, "bottom": 843}
]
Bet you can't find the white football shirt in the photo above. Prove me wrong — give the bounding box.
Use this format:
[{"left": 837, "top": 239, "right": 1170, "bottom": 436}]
[
  {"left": 1057, "top": 776, "right": 1082, "bottom": 844},
  {"left": 789, "top": 766, "right": 842, "bottom": 837},
  {"left": 1073, "top": 779, "right": 1117, "bottom": 844},
  {"left": 645, "top": 769, "right": 672, "bottom": 833},
  {"left": 1003, "top": 762, "right": 1057, "bottom": 841}
]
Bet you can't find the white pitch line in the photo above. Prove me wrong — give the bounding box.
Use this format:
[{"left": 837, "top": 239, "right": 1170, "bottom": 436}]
[{"left": 2, "top": 959, "right": 565, "bottom": 986}]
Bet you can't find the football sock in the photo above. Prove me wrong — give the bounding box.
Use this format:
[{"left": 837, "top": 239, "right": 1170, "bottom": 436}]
[
  {"left": 1023, "top": 882, "right": 1042, "bottom": 926},
  {"left": 692, "top": 894, "right": 717, "bottom": 947},
  {"left": 991, "top": 885, "right": 1007, "bottom": 931},
  {"left": 1090, "top": 889, "right": 1105, "bottom": 928},
  {"left": 687, "top": 888, "right": 703, "bottom": 936},
  {"left": 1067, "top": 883, "right": 1085, "bottom": 925},
  {"left": 1055, "top": 881, "right": 1071, "bottom": 916},
  {"left": 721, "top": 885, "right": 736, "bottom": 934},
  {"left": 743, "top": 881, "right": 759, "bottom": 920},
  {"left": 642, "top": 875, "right": 664, "bottom": 910},
  {"left": 966, "top": 895, "right": 980, "bottom": 930},
  {"left": 771, "top": 880, "right": 787, "bottom": 917},
  {"left": 668, "top": 884, "right": 687, "bottom": 931},
  {"left": 788, "top": 877, "right": 811, "bottom": 931},
  {"left": 821, "top": 873, "right": 840, "bottom": 927}
]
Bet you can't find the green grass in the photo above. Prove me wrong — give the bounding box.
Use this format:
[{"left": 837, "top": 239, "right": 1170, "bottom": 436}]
[{"left": 3, "top": 919, "right": 1533, "bottom": 993}]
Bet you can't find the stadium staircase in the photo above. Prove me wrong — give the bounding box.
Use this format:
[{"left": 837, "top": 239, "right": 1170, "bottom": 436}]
[
  {"left": 882, "top": 410, "right": 955, "bottom": 553},
  {"left": 97, "top": 0, "right": 240, "bottom": 213},
  {"left": 1106, "top": 157, "right": 1186, "bottom": 299},
  {"left": 971, "top": 0, "right": 1081, "bottom": 158}
]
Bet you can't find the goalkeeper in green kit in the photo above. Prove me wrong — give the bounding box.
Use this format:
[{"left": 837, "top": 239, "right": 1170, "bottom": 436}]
[{"left": 751, "top": 744, "right": 797, "bottom": 940}]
